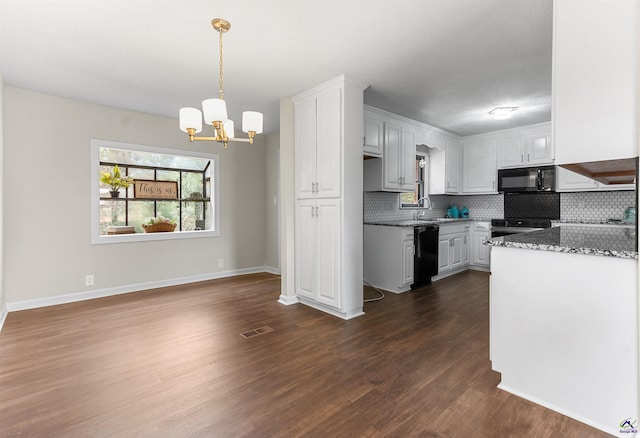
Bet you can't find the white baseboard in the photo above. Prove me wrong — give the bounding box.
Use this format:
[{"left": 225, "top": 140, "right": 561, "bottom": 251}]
[
  {"left": 0, "top": 304, "right": 7, "bottom": 332},
  {"left": 263, "top": 265, "right": 281, "bottom": 275},
  {"left": 468, "top": 265, "right": 490, "bottom": 272},
  {"left": 497, "top": 383, "right": 615, "bottom": 437},
  {"left": 278, "top": 294, "right": 299, "bottom": 305},
  {"left": 297, "top": 296, "right": 365, "bottom": 320},
  {"left": 6, "top": 266, "right": 271, "bottom": 312}
]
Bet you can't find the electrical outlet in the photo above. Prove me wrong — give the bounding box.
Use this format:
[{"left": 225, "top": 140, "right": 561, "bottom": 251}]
[
  {"left": 218, "top": 259, "right": 224, "bottom": 268},
  {"left": 272, "top": 196, "right": 278, "bottom": 205},
  {"left": 85, "top": 275, "right": 94, "bottom": 286}
]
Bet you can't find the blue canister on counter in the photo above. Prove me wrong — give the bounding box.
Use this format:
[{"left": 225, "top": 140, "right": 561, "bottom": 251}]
[
  {"left": 446, "top": 205, "right": 459, "bottom": 218},
  {"left": 460, "top": 207, "right": 469, "bottom": 218}
]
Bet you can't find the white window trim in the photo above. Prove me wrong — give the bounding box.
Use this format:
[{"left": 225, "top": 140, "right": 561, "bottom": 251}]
[{"left": 90, "top": 139, "right": 221, "bottom": 244}]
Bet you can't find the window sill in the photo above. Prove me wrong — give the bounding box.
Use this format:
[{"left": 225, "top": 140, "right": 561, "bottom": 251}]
[{"left": 91, "top": 229, "right": 220, "bottom": 245}]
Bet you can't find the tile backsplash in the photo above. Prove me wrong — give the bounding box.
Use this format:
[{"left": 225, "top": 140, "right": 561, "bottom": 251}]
[
  {"left": 364, "top": 190, "right": 636, "bottom": 223},
  {"left": 364, "top": 192, "right": 450, "bottom": 222},
  {"left": 560, "top": 191, "right": 636, "bottom": 223}
]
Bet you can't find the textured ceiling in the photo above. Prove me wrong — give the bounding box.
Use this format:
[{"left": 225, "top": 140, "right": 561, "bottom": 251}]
[{"left": 0, "top": 0, "right": 552, "bottom": 136}]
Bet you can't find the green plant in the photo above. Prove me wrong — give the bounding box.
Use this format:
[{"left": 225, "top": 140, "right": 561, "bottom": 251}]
[
  {"left": 145, "top": 213, "right": 176, "bottom": 226},
  {"left": 100, "top": 165, "right": 133, "bottom": 192}
]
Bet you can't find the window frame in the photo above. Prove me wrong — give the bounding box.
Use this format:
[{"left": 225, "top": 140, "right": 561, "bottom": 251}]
[
  {"left": 399, "top": 151, "right": 430, "bottom": 209},
  {"left": 91, "top": 139, "right": 221, "bottom": 244}
]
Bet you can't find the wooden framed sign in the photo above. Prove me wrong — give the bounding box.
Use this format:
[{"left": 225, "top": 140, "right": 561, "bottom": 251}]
[{"left": 133, "top": 180, "right": 179, "bottom": 200}]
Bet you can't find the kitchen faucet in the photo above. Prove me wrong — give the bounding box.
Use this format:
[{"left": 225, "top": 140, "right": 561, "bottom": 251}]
[
  {"left": 417, "top": 196, "right": 432, "bottom": 209},
  {"left": 414, "top": 196, "right": 432, "bottom": 219}
]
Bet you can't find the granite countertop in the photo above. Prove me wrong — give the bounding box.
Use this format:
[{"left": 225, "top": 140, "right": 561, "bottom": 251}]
[
  {"left": 551, "top": 220, "right": 636, "bottom": 228},
  {"left": 486, "top": 225, "right": 638, "bottom": 259},
  {"left": 365, "top": 218, "right": 476, "bottom": 227}
]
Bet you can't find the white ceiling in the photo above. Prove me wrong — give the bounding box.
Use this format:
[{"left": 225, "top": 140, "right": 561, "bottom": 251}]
[{"left": 0, "top": 0, "right": 553, "bottom": 136}]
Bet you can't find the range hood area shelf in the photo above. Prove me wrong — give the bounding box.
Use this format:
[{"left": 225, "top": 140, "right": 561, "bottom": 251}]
[{"left": 560, "top": 157, "right": 638, "bottom": 185}]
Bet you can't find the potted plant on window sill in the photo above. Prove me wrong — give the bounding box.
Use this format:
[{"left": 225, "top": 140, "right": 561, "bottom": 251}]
[
  {"left": 100, "top": 165, "right": 133, "bottom": 198},
  {"left": 143, "top": 214, "right": 177, "bottom": 233}
]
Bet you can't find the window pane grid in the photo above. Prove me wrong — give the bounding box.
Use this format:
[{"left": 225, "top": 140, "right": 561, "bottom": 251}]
[{"left": 99, "top": 152, "right": 212, "bottom": 236}]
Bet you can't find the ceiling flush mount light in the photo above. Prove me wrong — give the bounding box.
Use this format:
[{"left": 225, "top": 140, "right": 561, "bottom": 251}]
[
  {"left": 179, "top": 18, "right": 263, "bottom": 149},
  {"left": 489, "top": 106, "right": 518, "bottom": 120}
]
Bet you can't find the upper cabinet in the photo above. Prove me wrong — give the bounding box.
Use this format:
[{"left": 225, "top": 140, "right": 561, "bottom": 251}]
[
  {"left": 295, "top": 87, "right": 342, "bottom": 199},
  {"left": 363, "top": 105, "right": 461, "bottom": 194},
  {"left": 429, "top": 137, "right": 461, "bottom": 195},
  {"left": 497, "top": 123, "right": 553, "bottom": 169},
  {"left": 553, "top": 0, "right": 639, "bottom": 165},
  {"left": 363, "top": 107, "right": 419, "bottom": 192},
  {"left": 557, "top": 167, "right": 635, "bottom": 192},
  {"left": 462, "top": 139, "right": 497, "bottom": 194},
  {"left": 363, "top": 109, "right": 384, "bottom": 157},
  {"left": 382, "top": 120, "right": 416, "bottom": 192}
]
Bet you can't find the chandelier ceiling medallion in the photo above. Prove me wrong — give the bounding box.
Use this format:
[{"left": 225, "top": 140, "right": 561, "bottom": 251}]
[{"left": 179, "top": 18, "right": 263, "bottom": 149}]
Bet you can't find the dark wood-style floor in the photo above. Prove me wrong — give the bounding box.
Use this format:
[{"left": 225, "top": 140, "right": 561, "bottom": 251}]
[{"left": 0, "top": 271, "right": 607, "bottom": 437}]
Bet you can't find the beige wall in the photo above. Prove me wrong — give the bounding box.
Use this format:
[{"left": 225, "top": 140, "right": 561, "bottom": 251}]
[{"left": 4, "top": 87, "right": 267, "bottom": 303}]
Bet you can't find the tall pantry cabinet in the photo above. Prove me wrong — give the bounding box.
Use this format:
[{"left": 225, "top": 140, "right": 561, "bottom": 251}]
[{"left": 292, "top": 75, "right": 367, "bottom": 319}]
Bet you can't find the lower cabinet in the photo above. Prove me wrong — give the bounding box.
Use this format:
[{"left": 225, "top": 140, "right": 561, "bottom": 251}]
[
  {"left": 471, "top": 222, "right": 491, "bottom": 268},
  {"left": 437, "top": 223, "right": 470, "bottom": 277},
  {"left": 295, "top": 199, "right": 341, "bottom": 308},
  {"left": 364, "top": 225, "right": 415, "bottom": 293}
]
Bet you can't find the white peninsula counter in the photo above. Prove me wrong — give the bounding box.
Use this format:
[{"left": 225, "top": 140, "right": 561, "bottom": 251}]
[{"left": 486, "top": 226, "right": 638, "bottom": 436}]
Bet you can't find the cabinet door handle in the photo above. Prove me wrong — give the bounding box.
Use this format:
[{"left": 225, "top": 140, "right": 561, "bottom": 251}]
[
  {"left": 521, "top": 154, "right": 524, "bottom": 163},
  {"left": 464, "top": 236, "right": 467, "bottom": 244},
  {"left": 528, "top": 153, "right": 530, "bottom": 162},
  {"left": 315, "top": 182, "right": 319, "bottom": 193}
]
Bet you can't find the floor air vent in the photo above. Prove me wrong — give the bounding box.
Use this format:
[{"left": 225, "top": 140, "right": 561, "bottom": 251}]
[{"left": 240, "top": 326, "right": 273, "bottom": 339}]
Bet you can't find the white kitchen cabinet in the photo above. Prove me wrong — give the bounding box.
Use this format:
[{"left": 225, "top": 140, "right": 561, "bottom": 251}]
[
  {"left": 427, "top": 137, "right": 461, "bottom": 195},
  {"left": 553, "top": 0, "right": 639, "bottom": 165},
  {"left": 402, "top": 236, "right": 415, "bottom": 286},
  {"left": 497, "top": 136, "right": 527, "bottom": 169},
  {"left": 363, "top": 109, "right": 384, "bottom": 157},
  {"left": 462, "top": 139, "right": 497, "bottom": 194},
  {"left": 556, "top": 167, "right": 636, "bottom": 192},
  {"left": 364, "top": 225, "right": 415, "bottom": 293},
  {"left": 295, "top": 199, "right": 341, "bottom": 308},
  {"left": 295, "top": 86, "right": 341, "bottom": 199},
  {"left": 364, "top": 121, "right": 416, "bottom": 192},
  {"left": 445, "top": 138, "right": 461, "bottom": 194},
  {"left": 527, "top": 131, "right": 553, "bottom": 166},
  {"left": 436, "top": 222, "right": 470, "bottom": 278},
  {"left": 471, "top": 222, "right": 491, "bottom": 268},
  {"left": 382, "top": 121, "right": 416, "bottom": 191},
  {"left": 497, "top": 125, "right": 553, "bottom": 169},
  {"left": 292, "top": 75, "right": 367, "bottom": 320}
]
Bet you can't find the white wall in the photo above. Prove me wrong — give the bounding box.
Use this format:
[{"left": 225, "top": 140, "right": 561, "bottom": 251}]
[
  {"left": 278, "top": 97, "right": 296, "bottom": 303},
  {"left": 3, "top": 87, "right": 267, "bottom": 304},
  {"left": 0, "top": 76, "right": 6, "bottom": 328},
  {"left": 264, "top": 132, "right": 280, "bottom": 272}
]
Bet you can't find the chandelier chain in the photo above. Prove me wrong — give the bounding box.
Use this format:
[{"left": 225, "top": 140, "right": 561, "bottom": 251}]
[{"left": 218, "top": 28, "right": 224, "bottom": 100}]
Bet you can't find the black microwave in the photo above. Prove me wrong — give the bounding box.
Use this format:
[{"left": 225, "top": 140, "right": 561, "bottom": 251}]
[{"left": 498, "top": 166, "right": 556, "bottom": 193}]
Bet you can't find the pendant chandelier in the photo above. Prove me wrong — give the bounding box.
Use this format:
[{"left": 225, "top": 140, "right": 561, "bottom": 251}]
[{"left": 179, "top": 18, "right": 263, "bottom": 149}]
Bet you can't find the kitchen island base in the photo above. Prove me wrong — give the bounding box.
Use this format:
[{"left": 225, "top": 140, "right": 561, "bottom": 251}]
[{"left": 490, "top": 246, "right": 638, "bottom": 436}]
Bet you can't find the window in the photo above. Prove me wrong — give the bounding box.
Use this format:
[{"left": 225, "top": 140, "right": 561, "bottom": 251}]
[
  {"left": 400, "top": 152, "right": 429, "bottom": 208},
  {"left": 91, "top": 140, "right": 220, "bottom": 244}
]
